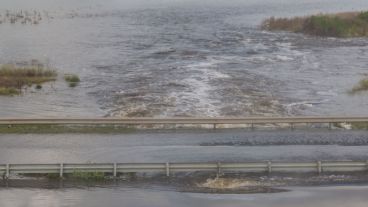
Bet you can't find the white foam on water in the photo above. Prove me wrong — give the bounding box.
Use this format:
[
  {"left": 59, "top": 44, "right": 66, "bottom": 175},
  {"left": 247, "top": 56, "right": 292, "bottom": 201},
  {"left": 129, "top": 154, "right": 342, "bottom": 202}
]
[
  {"left": 284, "top": 100, "right": 329, "bottom": 115},
  {"left": 275, "top": 55, "right": 294, "bottom": 61},
  {"left": 165, "top": 57, "right": 231, "bottom": 116}
]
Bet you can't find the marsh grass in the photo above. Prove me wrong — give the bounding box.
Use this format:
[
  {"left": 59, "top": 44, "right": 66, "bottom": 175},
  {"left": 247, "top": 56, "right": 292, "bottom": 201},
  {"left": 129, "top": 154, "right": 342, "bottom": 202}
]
[
  {"left": 64, "top": 74, "right": 80, "bottom": 87},
  {"left": 0, "top": 63, "right": 57, "bottom": 95},
  {"left": 262, "top": 11, "right": 368, "bottom": 37},
  {"left": 0, "top": 87, "right": 19, "bottom": 95}
]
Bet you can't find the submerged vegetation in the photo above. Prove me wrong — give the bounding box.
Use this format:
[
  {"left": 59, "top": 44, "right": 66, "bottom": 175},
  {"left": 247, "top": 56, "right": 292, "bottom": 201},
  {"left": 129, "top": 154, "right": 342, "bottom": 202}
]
[
  {"left": 0, "top": 62, "right": 57, "bottom": 96},
  {"left": 0, "top": 10, "right": 47, "bottom": 25},
  {"left": 262, "top": 11, "right": 368, "bottom": 37},
  {"left": 350, "top": 78, "right": 368, "bottom": 94}
]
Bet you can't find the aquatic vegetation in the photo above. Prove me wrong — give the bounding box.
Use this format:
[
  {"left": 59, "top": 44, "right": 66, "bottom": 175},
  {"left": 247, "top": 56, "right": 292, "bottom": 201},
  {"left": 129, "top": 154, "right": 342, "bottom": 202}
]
[
  {"left": 64, "top": 74, "right": 80, "bottom": 87},
  {"left": 0, "top": 10, "right": 47, "bottom": 25},
  {"left": 350, "top": 78, "right": 368, "bottom": 94},
  {"left": 0, "top": 62, "right": 57, "bottom": 95},
  {"left": 262, "top": 11, "right": 368, "bottom": 37}
]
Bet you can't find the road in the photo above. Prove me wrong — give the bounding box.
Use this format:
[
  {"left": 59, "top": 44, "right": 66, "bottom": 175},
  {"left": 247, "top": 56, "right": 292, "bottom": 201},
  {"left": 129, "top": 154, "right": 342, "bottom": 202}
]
[{"left": 1, "top": 129, "right": 368, "bottom": 164}]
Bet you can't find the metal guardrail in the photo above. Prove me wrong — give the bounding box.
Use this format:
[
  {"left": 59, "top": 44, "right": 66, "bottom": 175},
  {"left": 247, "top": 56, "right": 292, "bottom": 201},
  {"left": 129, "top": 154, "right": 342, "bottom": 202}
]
[
  {"left": 0, "top": 116, "right": 367, "bottom": 129},
  {"left": 1, "top": 161, "right": 368, "bottom": 178}
]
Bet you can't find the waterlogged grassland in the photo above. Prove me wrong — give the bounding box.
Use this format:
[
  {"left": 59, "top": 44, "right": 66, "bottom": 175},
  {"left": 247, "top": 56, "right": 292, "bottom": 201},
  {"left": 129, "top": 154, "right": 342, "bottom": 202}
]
[
  {"left": 0, "top": 124, "right": 135, "bottom": 134},
  {"left": 262, "top": 11, "right": 368, "bottom": 37},
  {"left": 0, "top": 63, "right": 57, "bottom": 95}
]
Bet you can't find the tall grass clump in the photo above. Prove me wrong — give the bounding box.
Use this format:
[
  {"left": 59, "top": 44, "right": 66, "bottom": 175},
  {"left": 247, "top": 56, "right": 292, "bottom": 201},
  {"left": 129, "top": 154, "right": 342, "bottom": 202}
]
[
  {"left": 262, "top": 11, "right": 368, "bottom": 37},
  {"left": 64, "top": 74, "right": 80, "bottom": 87},
  {"left": 0, "top": 63, "right": 57, "bottom": 95},
  {"left": 350, "top": 78, "right": 368, "bottom": 94}
]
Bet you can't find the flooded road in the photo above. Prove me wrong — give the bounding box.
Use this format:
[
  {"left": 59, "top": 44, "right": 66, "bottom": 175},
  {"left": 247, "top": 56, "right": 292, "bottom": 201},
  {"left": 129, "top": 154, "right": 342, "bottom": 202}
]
[
  {"left": 1, "top": 129, "right": 368, "bottom": 206},
  {"left": 1, "top": 0, "right": 368, "bottom": 117},
  {"left": 1, "top": 129, "right": 368, "bottom": 163}
]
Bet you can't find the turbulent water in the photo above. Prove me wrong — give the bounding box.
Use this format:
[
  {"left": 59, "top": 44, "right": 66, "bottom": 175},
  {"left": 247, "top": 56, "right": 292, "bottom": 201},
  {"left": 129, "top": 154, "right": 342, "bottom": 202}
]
[{"left": 1, "top": 0, "right": 368, "bottom": 117}]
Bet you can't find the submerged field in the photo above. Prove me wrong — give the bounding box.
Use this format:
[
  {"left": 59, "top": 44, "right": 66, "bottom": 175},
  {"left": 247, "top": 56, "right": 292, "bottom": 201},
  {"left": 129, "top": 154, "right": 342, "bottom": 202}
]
[{"left": 262, "top": 11, "right": 368, "bottom": 37}]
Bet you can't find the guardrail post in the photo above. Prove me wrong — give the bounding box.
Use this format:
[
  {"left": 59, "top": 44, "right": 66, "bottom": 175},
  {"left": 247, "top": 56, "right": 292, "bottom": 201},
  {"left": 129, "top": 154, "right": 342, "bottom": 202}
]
[
  {"left": 165, "top": 162, "right": 170, "bottom": 177},
  {"left": 113, "top": 163, "right": 117, "bottom": 177},
  {"left": 216, "top": 162, "right": 222, "bottom": 178},
  {"left": 328, "top": 123, "right": 332, "bottom": 130},
  {"left": 267, "top": 161, "right": 272, "bottom": 173},
  {"left": 317, "top": 161, "right": 322, "bottom": 174},
  {"left": 59, "top": 163, "right": 64, "bottom": 178},
  {"left": 213, "top": 124, "right": 217, "bottom": 130},
  {"left": 5, "top": 164, "right": 9, "bottom": 178},
  {"left": 251, "top": 123, "right": 254, "bottom": 131}
]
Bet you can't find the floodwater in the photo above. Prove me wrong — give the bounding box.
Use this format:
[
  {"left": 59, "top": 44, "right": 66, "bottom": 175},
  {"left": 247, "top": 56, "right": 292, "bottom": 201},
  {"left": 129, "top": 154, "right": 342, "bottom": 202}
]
[
  {"left": 1, "top": 0, "right": 368, "bottom": 117},
  {"left": 2, "top": 0, "right": 368, "bottom": 206},
  {"left": 1, "top": 185, "right": 368, "bottom": 207}
]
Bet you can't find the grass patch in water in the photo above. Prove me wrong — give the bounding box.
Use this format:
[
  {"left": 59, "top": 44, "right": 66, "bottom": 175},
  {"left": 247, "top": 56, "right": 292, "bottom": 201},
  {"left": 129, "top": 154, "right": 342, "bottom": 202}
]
[
  {"left": 0, "top": 124, "right": 135, "bottom": 134},
  {"left": 261, "top": 11, "right": 368, "bottom": 37},
  {"left": 64, "top": 74, "right": 80, "bottom": 87},
  {"left": 0, "top": 63, "right": 57, "bottom": 95},
  {"left": 350, "top": 78, "right": 368, "bottom": 94}
]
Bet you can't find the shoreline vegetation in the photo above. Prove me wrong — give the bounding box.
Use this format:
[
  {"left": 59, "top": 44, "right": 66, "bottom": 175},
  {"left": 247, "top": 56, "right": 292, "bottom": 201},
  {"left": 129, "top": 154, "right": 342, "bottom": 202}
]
[
  {"left": 350, "top": 78, "right": 368, "bottom": 94},
  {"left": 0, "top": 61, "right": 57, "bottom": 96},
  {"left": 261, "top": 11, "right": 368, "bottom": 37}
]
